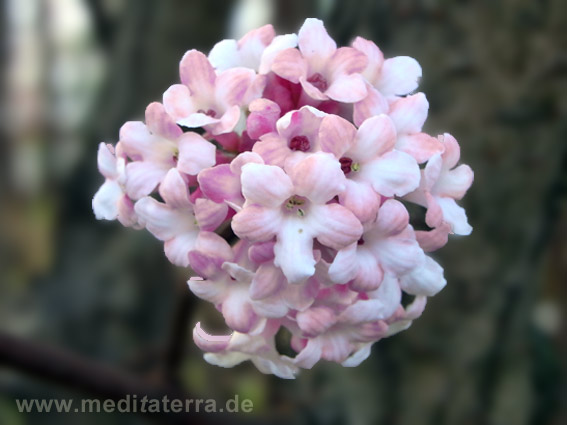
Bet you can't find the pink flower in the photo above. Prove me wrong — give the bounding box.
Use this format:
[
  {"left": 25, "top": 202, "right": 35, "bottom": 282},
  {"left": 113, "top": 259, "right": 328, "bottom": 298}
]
[
  {"left": 188, "top": 238, "right": 264, "bottom": 333},
  {"left": 322, "top": 113, "right": 421, "bottom": 223},
  {"left": 246, "top": 98, "right": 281, "bottom": 140},
  {"left": 400, "top": 256, "right": 446, "bottom": 297},
  {"left": 232, "top": 152, "right": 362, "bottom": 283},
  {"left": 355, "top": 92, "right": 443, "bottom": 164},
  {"left": 271, "top": 18, "right": 368, "bottom": 103},
  {"left": 120, "top": 102, "right": 216, "bottom": 200},
  {"left": 252, "top": 105, "right": 326, "bottom": 167},
  {"left": 352, "top": 36, "right": 422, "bottom": 98},
  {"left": 405, "top": 133, "right": 474, "bottom": 235},
  {"left": 329, "top": 199, "right": 425, "bottom": 292},
  {"left": 93, "top": 19, "right": 474, "bottom": 378},
  {"left": 208, "top": 24, "right": 298, "bottom": 74},
  {"left": 134, "top": 169, "right": 227, "bottom": 267},
  {"left": 289, "top": 284, "right": 393, "bottom": 368},
  {"left": 197, "top": 151, "right": 264, "bottom": 210},
  {"left": 248, "top": 241, "right": 320, "bottom": 318},
  {"left": 92, "top": 142, "right": 138, "bottom": 227},
  {"left": 193, "top": 320, "right": 298, "bottom": 378},
  {"left": 163, "top": 50, "right": 257, "bottom": 135}
]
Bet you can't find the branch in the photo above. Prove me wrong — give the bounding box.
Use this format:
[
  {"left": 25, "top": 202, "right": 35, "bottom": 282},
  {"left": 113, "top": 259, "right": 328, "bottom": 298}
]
[{"left": 0, "top": 331, "right": 255, "bottom": 424}]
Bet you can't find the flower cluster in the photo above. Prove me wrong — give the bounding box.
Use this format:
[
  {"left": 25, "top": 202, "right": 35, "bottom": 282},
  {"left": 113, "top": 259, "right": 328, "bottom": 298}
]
[{"left": 93, "top": 19, "right": 473, "bottom": 378}]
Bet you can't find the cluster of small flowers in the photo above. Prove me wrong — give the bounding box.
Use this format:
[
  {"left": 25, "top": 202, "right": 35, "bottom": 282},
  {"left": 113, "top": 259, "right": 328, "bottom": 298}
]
[{"left": 93, "top": 19, "right": 473, "bottom": 378}]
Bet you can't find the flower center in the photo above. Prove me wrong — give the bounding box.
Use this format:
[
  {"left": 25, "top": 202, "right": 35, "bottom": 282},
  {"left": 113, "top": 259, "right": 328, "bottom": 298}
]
[
  {"left": 339, "top": 157, "right": 352, "bottom": 174},
  {"left": 339, "top": 157, "right": 360, "bottom": 175},
  {"left": 307, "top": 73, "right": 328, "bottom": 91},
  {"left": 197, "top": 109, "right": 217, "bottom": 118},
  {"left": 357, "top": 237, "right": 365, "bottom": 245},
  {"left": 289, "top": 135, "right": 310, "bottom": 152},
  {"left": 284, "top": 195, "right": 307, "bottom": 217}
]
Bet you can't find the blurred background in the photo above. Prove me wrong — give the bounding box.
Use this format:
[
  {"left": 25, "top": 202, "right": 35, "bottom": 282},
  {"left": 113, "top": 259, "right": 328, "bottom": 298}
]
[{"left": 0, "top": 0, "right": 565, "bottom": 424}]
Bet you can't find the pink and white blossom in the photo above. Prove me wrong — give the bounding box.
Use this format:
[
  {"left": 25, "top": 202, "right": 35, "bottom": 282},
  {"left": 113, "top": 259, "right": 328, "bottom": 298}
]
[
  {"left": 405, "top": 133, "right": 474, "bottom": 235},
  {"left": 232, "top": 152, "right": 363, "bottom": 283},
  {"left": 120, "top": 102, "right": 216, "bottom": 200},
  {"left": 92, "top": 142, "right": 138, "bottom": 227},
  {"left": 208, "top": 24, "right": 298, "bottom": 74},
  {"left": 329, "top": 199, "right": 425, "bottom": 292},
  {"left": 272, "top": 18, "right": 368, "bottom": 103},
  {"left": 134, "top": 169, "right": 226, "bottom": 267},
  {"left": 163, "top": 50, "right": 258, "bottom": 135},
  {"left": 352, "top": 36, "right": 422, "bottom": 98},
  {"left": 193, "top": 321, "right": 298, "bottom": 378},
  {"left": 93, "top": 18, "right": 474, "bottom": 378}
]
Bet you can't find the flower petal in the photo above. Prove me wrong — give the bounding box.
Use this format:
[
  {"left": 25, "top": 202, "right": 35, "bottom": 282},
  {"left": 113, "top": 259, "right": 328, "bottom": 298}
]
[
  {"left": 318, "top": 114, "right": 357, "bottom": 158},
  {"left": 252, "top": 134, "right": 290, "bottom": 167},
  {"left": 204, "top": 351, "right": 249, "bottom": 368},
  {"left": 350, "top": 114, "right": 397, "bottom": 161},
  {"left": 341, "top": 343, "right": 372, "bottom": 367},
  {"left": 197, "top": 164, "right": 241, "bottom": 204},
  {"left": 350, "top": 248, "right": 384, "bottom": 292},
  {"left": 188, "top": 276, "right": 227, "bottom": 305},
  {"left": 378, "top": 56, "right": 422, "bottom": 96},
  {"left": 271, "top": 48, "right": 307, "bottom": 83},
  {"left": 297, "top": 306, "right": 337, "bottom": 336},
  {"left": 375, "top": 199, "right": 410, "bottom": 235},
  {"left": 274, "top": 218, "right": 316, "bottom": 284},
  {"left": 249, "top": 263, "right": 286, "bottom": 300},
  {"left": 328, "top": 243, "right": 357, "bottom": 284},
  {"left": 400, "top": 256, "right": 446, "bottom": 296},
  {"left": 353, "top": 85, "right": 389, "bottom": 127},
  {"left": 164, "top": 232, "right": 199, "bottom": 267},
  {"left": 119, "top": 121, "right": 154, "bottom": 160},
  {"left": 440, "top": 133, "right": 461, "bottom": 170},
  {"left": 145, "top": 102, "right": 182, "bottom": 140},
  {"left": 215, "top": 67, "right": 255, "bottom": 107},
  {"left": 288, "top": 153, "right": 346, "bottom": 204},
  {"left": 92, "top": 180, "right": 122, "bottom": 220},
  {"left": 125, "top": 161, "right": 167, "bottom": 200},
  {"left": 294, "top": 338, "right": 322, "bottom": 369},
  {"left": 246, "top": 98, "right": 281, "bottom": 140},
  {"left": 298, "top": 18, "right": 336, "bottom": 64},
  {"left": 259, "top": 33, "right": 298, "bottom": 74},
  {"left": 435, "top": 196, "right": 473, "bottom": 235},
  {"left": 179, "top": 49, "right": 216, "bottom": 95},
  {"left": 338, "top": 179, "right": 380, "bottom": 224},
  {"left": 208, "top": 39, "right": 239, "bottom": 71},
  {"left": 193, "top": 322, "right": 231, "bottom": 352},
  {"left": 97, "top": 143, "right": 118, "bottom": 179},
  {"left": 433, "top": 164, "right": 474, "bottom": 200},
  {"left": 325, "top": 73, "right": 367, "bottom": 103},
  {"left": 177, "top": 132, "right": 216, "bottom": 175},
  {"left": 134, "top": 196, "right": 193, "bottom": 240},
  {"left": 163, "top": 84, "right": 196, "bottom": 122},
  {"left": 362, "top": 150, "right": 420, "bottom": 197},
  {"left": 241, "top": 163, "right": 294, "bottom": 208},
  {"left": 222, "top": 288, "right": 258, "bottom": 333},
  {"left": 232, "top": 205, "right": 282, "bottom": 242},
  {"left": 188, "top": 232, "right": 234, "bottom": 278},
  {"left": 308, "top": 203, "right": 363, "bottom": 250},
  {"left": 415, "top": 223, "right": 451, "bottom": 252},
  {"left": 388, "top": 93, "right": 429, "bottom": 134},
  {"left": 396, "top": 133, "right": 443, "bottom": 164},
  {"left": 328, "top": 47, "right": 368, "bottom": 79},
  {"left": 377, "top": 231, "right": 424, "bottom": 275},
  {"left": 352, "top": 36, "right": 384, "bottom": 84},
  {"left": 340, "top": 273, "right": 401, "bottom": 323},
  {"left": 194, "top": 198, "right": 228, "bottom": 231},
  {"left": 158, "top": 168, "right": 191, "bottom": 209}
]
